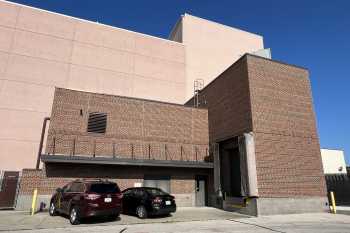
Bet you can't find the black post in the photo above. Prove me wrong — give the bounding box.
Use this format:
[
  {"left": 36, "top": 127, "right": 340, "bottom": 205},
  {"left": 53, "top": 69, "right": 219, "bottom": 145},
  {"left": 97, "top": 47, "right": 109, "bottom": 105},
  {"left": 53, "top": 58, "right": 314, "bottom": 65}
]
[
  {"left": 36, "top": 117, "right": 50, "bottom": 169},
  {"left": 113, "top": 142, "right": 116, "bottom": 158},
  {"left": 52, "top": 137, "right": 56, "bottom": 155},
  {"left": 131, "top": 143, "right": 134, "bottom": 159},
  {"left": 93, "top": 140, "right": 96, "bottom": 157},
  {"left": 71, "top": 138, "right": 76, "bottom": 156},
  {"left": 165, "top": 144, "right": 167, "bottom": 160},
  {"left": 180, "top": 146, "right": 183, "bottom": 161},
  {"left": 148, "top": 144, "right": 151, "bottom": 159}
]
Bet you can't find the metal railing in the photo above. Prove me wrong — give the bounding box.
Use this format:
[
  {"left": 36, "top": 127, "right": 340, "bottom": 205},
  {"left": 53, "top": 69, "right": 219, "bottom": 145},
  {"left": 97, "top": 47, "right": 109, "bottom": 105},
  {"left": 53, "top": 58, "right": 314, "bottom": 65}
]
[{"left": 46, "top": 135, "right": 211, "bottom": 162}]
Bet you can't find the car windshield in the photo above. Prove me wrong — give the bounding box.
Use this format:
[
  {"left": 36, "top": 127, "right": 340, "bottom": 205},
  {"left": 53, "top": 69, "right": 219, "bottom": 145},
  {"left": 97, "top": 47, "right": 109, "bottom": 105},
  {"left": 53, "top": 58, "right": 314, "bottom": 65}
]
[
  {"left": 145, "top": 188, "right": 168, "bottom": 196},
  {"left": 89, "top": 183, "right": 120, "bottom": 193}
]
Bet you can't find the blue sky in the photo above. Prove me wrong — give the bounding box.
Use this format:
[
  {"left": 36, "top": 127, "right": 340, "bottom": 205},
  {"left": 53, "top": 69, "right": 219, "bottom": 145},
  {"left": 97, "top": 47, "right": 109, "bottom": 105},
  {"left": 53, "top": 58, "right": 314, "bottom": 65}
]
[{"left": 9, "top": 0, "right": 350, "bottom": 164}]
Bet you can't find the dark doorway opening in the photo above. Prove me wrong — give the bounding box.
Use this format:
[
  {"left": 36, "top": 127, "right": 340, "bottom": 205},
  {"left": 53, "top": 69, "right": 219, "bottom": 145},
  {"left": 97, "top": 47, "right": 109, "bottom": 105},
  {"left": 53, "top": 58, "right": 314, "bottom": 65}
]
[
  {"left": 219, "top": 138, "right": 242, "bottom": 198},
  {"left": 0, "top": 171, "right": 20, "bottom": 209},
  {"left": 195, "top": 175, "right": 208, "bottom": 206}
]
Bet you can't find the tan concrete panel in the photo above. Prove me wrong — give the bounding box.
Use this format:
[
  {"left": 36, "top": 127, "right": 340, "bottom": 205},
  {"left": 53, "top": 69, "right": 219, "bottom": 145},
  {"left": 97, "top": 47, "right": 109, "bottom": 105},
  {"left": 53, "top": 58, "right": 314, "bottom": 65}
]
[
  {"left": 68, "top": 65, "right": 134, "bottom": 97},
  {"left": 134, "top": 54, "right": 185, "bottom": 83},
  {"left": 16, "top": 5, "right": 76, "bottom": 40},
  {"left": 74, "top": 21, "right": 103, "bottom": 46},
  {"left": 0, "top": 80, "right": 54, "bottom": 113},
  {"left": 97, "top": 70, "right": 133, "bottom": 97},
  {"left": 0, "top": 1, "right": 20, "bottom": 28},
  {"left": 12, "top": 30, "right": 73, "bottom": 62},
  {"left": 134, "top": 34, "right": 184, "bottom": 63},
  {"left": 0, "top": 108, "right": 47, "bottom": 141},
  {"left": 6, "top": 54, "right": 69, "bottom": 87},
  {"left": 133, "top": 75, "right": 185, "bottom": 104},
  {"left": 71, "top": 42, "right": 134, "bottom": 73},
  {"left": 0, "top": 51, "right": 8, "bottom": 74},
  {"left": 0, "top": 79, "right": 3, "bottom": 92},
  {"left": 0, "top": 26, "right": 14, "bottom": 52},
  {"left": 75, "top": 21, "right": 135, "bottom": 52},
  {"left": 0, "top": 139, "right": 38, "bottom": 171},
  {"left": 181, "top": 14, "right": 264, "bottom": 100},
  {"left": 67, "top": 65, "right": 99, "bottom": 93}
]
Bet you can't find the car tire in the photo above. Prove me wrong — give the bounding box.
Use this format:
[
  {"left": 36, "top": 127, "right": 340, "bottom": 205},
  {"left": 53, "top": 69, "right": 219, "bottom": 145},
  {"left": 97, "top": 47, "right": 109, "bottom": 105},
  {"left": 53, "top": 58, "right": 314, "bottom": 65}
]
[
  {"left": 136, "top": 205, "right": 147, "bottom": 219},
  {"left": 49, "top": 202, "right": 57, "bottom": 216},
  {"left": 69, "top": 206, "right": 80, "bottom": 225},
  {"left": 110, "top": 213, "right": 119, "bottom": 220}
]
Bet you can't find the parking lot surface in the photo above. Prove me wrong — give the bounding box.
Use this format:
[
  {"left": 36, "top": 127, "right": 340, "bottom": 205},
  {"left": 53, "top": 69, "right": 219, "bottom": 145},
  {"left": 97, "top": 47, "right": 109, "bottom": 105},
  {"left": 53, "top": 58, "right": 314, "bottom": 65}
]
[
  {"left": 1, "top": 209, "right": 350, "bottom": 233},
  {"left": 0, "top": 207, "right": 246, "bottom": 232}
]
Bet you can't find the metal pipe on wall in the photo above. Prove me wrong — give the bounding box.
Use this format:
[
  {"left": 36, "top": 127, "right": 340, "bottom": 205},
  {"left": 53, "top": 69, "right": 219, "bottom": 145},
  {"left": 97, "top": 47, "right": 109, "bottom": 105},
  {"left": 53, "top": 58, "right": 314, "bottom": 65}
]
[{"left": 35, "top": 117, "right": 50, "bottom": 169}]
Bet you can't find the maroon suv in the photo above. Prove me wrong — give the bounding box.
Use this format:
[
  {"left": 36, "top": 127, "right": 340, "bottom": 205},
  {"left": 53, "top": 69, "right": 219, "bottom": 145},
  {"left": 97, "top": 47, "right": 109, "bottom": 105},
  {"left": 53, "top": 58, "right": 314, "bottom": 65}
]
[{"left": 49, "top": 179, "right": 122, "bottom": 225}]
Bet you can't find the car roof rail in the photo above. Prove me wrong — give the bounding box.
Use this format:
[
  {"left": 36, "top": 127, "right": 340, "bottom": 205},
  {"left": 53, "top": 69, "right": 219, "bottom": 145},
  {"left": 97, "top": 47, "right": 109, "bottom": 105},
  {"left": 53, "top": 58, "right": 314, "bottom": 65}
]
[{"left": 77, "top": 178, "right": 111, "bottom": 182}]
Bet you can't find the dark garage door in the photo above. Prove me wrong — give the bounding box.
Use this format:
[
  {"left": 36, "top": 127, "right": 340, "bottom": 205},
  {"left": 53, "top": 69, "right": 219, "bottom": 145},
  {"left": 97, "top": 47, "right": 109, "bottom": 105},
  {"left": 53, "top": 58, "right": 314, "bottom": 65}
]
[
  {"left": 143, "top": 175, "right": 170, "bottom": 193},
  {"left": 0, "top": 171, "right": 20, "bottom": 209}
]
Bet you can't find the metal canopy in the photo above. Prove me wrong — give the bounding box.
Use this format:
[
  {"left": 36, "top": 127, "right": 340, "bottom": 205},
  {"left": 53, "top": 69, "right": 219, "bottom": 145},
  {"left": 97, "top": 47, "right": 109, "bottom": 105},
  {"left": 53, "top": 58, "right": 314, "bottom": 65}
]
[{"left": 41, "top": 154, "right": 214, "bottom": 169}]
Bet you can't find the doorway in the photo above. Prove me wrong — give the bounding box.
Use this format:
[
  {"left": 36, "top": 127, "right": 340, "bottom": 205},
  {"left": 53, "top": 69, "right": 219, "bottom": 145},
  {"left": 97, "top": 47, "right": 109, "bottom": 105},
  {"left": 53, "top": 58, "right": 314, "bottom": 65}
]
[
  {"left": 195, "top": 175, "right": 208, "bottom": 206},
  {"left": 219, "top": 138, "right": 242, "bottom": 198},
  {"left": 0, "top": 171, "right": 20, "bottom": 209}
]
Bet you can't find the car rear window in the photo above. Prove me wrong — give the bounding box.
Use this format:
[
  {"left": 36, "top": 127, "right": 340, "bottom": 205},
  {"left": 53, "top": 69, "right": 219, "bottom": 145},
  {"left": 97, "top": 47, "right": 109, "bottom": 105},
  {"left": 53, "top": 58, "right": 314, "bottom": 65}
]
[
  {"left": 145, "top": 188, "right": 168, "bottom": 196},
  {"left": 89, "top": 183, "right": 120, "bottom": 193}
]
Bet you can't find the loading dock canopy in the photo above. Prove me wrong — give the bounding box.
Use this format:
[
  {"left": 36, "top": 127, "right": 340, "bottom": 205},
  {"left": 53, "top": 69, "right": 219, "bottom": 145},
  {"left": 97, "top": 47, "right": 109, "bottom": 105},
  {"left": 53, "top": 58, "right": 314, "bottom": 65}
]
[{"left": 41, "top": 154, "right": 214, "bottom": 169}]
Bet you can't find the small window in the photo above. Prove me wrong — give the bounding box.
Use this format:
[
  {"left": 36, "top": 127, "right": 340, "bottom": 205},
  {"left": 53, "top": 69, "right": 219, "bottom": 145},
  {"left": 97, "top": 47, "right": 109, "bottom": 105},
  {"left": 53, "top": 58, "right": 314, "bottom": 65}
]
[
  {"left": 87, "top": 112, "right": 107, "bottom": 134},
  {"left": 89, "top": 183, "right": 120, "bottom": 194}
]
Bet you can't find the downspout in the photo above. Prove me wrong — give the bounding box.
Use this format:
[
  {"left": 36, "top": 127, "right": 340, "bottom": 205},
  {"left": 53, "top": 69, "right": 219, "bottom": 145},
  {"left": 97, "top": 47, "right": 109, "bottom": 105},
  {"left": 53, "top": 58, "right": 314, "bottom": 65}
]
[{"left": 36, "top": 117, "right": 50, "bottom": 169}]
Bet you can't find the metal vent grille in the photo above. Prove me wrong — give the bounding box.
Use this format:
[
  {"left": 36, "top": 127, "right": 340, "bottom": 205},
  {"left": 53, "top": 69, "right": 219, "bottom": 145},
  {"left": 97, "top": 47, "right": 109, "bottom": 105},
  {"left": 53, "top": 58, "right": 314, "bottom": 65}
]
[{"left": 87, "top": 112, "right": 107, "bottom": 134}]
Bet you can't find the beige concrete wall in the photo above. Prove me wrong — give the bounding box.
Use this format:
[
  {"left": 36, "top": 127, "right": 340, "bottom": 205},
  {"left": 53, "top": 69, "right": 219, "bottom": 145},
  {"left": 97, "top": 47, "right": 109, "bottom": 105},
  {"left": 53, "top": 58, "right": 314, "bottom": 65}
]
[
  {"left": 0, "top": 0, "right": 185, "bottom": 171},
  {"left": 321, "top": 149, "right": 347, "bottom": 174},
  {"left": 170, "top": 14, "right": 264, "bottom": 101}
]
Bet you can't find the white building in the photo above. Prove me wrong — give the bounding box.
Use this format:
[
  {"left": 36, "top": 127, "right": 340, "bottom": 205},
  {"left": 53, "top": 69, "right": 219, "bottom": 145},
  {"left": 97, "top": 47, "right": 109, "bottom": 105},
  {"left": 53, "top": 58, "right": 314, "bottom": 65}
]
[{"left": 321, "top": 149, "right": 347, "bottom": 175}]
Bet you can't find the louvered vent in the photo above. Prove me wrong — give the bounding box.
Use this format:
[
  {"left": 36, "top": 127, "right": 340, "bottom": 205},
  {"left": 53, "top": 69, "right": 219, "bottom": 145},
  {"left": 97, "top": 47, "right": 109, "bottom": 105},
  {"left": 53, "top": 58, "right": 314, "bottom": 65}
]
[{"left": 87, "top": 112, "right": 107, "bottom": 134}]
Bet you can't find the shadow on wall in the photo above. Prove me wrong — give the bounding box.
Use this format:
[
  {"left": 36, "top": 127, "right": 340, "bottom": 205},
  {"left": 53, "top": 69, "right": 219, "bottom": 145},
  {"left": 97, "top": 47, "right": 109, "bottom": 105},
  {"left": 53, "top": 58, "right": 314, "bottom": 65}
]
[{"left": 45, "top": 163, "right": 210, "bottom": 180}]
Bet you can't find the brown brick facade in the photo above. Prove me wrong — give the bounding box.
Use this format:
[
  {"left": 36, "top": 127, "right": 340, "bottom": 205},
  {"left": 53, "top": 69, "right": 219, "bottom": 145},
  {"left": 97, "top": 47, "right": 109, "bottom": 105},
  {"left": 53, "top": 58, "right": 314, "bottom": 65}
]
[
  {"left": 19, "top": 165, "right": 206, "bottom": 196},
  {"left": 194, "top": 55, "right": 252, "bottom": 141},
  {"left": 246, "top": 56, "right": 326, "bottom": 197},
  {"left": 46, "top": 88, "right": 209, "bottom": 162},
  {"left": 186, "top": 54, "right": 326, "bottom": 198},
  {"left": 18, "top": 89, "right": 211, "bottom": 204}
]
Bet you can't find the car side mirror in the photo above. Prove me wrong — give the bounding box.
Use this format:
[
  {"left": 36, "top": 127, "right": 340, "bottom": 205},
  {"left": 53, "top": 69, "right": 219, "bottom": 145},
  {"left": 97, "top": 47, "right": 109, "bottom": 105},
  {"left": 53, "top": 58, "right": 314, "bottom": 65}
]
[{"left": 56, "top": 188, "right": 63, "bottom": 193}]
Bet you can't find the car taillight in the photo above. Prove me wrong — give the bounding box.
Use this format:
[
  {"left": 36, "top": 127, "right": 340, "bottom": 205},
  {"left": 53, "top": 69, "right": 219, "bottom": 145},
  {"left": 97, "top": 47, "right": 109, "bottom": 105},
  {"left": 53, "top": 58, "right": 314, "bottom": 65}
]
[
  {"left": 152, "top": 197, "right": 162, "bottom": 204},
  {"left": 84, "top": 193, "right": 100, "bottom": 200}
]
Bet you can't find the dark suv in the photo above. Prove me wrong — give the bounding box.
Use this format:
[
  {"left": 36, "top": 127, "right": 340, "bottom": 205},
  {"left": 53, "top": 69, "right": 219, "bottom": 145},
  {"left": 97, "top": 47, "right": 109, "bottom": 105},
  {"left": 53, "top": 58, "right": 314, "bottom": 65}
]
[
  {"left": 49, "top": 179, "right": 122, "bottom": 225},
  {"left": 122, "top": 187, "right": 176, "bottom": 218}
]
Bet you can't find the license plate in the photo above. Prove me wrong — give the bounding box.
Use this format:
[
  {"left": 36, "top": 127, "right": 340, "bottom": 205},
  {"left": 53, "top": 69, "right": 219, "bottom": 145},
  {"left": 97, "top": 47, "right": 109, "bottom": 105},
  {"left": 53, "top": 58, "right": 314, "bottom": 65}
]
[
  {"left": 165, "top": 200, "right": 171, "bottom": 205},
  {"left": 104, "top": 197, "right": 112, "bottom": 203}
]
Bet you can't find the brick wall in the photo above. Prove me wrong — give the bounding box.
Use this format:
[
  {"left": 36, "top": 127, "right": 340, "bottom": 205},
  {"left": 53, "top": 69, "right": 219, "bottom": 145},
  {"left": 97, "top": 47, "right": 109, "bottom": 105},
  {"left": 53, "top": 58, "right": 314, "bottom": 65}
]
[
  {"left": 186, "top": 56, "right": 253, "bottom": 142},
  {"left": 46, "top": 88, "right": 209, "bottom": 162},
  {"left": 246, "top": 55, "right": 327, "bottom": 197},
  {"left": 186, "top": 54, "right": 326, "bottom": 198},
  {"left": 19, "top": 169, "right": 73, "bottom": 195},
  {"left": 19, "top": 164, "right": 208, "bottom": 196}
]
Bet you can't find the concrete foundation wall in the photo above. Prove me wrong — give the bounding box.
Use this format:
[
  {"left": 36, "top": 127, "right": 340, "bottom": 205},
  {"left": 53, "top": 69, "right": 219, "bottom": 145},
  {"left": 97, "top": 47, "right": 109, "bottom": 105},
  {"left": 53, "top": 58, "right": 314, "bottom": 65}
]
[
  {"left": 256, "top": 197, "right": 329, "bottom": 215},
  {"left": 16, "top": 194, "right": 51, "bottom": 212}
]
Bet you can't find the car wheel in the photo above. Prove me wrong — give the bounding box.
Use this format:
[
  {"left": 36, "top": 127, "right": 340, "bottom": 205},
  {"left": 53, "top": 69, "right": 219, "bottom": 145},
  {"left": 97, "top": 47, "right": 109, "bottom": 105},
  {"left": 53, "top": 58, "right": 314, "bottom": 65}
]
[
  {"left": 136, "top": 205, "right": 147, "bottom": 219},
  {"left": 69, "top": 206, "right": 80, "bottom": 225},
  {"left": 49, "top": 202, "right": 57, "bottom": 216},
  {"left": 110, "top": 213, "right": 119, "bottom": 220}
]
